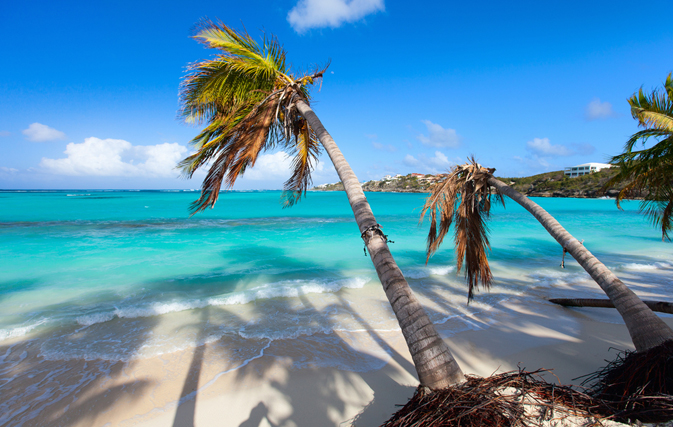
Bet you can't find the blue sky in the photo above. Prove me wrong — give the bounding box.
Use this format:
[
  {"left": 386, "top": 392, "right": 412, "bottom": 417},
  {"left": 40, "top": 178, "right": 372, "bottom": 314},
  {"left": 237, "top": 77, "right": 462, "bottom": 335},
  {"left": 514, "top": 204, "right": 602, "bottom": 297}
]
[{"left": 1, "top": 0, "right": 671, "bottom": 190}]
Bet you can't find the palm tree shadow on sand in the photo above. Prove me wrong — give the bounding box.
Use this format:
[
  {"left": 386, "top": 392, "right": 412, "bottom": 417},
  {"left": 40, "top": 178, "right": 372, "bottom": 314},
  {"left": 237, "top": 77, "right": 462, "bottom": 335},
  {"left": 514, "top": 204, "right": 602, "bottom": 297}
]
[
  {"left": 171, "top": 307, "right": 211, "bottom": 427},
  {"left": 149, "top": 243, "right": 422, "bottom": 427},
  {"left": 226, "top": 292, "right": 418, "bottom": 427},
  {"left": 0, "top": 314, "right": 158, "bottom": 427}
]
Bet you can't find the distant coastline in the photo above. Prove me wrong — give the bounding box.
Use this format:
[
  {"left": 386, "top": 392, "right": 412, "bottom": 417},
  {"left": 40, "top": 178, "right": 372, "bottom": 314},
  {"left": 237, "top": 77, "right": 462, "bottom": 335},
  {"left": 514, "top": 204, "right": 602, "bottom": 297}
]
[{"left": 312, "top": 169, "right": 631, "bottom": 198}]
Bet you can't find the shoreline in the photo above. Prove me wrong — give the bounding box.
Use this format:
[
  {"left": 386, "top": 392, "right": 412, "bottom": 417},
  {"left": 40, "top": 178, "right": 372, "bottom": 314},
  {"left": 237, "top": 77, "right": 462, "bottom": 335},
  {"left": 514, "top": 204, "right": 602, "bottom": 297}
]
[{"left": 4, "top": 275, "right": 671, "bottom": 427}]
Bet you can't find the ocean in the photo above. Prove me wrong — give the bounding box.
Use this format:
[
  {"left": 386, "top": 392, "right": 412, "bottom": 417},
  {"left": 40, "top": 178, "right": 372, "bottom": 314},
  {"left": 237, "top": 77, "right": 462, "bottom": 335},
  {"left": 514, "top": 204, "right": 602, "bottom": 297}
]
[{"left": 1, "top": 190, "right": 672, "bottom": 424}]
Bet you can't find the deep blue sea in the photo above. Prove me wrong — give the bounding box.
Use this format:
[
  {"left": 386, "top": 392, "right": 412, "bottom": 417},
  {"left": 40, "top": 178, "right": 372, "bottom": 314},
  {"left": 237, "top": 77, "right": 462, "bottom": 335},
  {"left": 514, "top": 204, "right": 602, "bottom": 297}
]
[{"left": 1, "top": 190, "right": 672, "bottom": 363}]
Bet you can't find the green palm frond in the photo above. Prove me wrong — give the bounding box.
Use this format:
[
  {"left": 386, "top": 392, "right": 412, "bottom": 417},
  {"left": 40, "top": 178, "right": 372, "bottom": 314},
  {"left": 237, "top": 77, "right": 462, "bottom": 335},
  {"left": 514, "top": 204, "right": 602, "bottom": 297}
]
[
  {"left": 420, "top": 158, "right": 504, "bottom": 301},
  {"left": 607, "top": 73, "right": 673, "bottom": 240},
  {"left": 632, "top": 109, "right": 673, "bottom": 132},
  {"left": 641, "top": 186, "right": 673, "bottom": 241},
  {"left": 193, "top": 20, "right": 286, "bottom": 76},
  {"left": 630, "top": 81, "right": 673, "bottom": 132},
  {"left": 619, "top": 129, "right": 672, "bottom": 155},
  {"left": 179, "top": 20, "right": 328, "bottom": 215}
]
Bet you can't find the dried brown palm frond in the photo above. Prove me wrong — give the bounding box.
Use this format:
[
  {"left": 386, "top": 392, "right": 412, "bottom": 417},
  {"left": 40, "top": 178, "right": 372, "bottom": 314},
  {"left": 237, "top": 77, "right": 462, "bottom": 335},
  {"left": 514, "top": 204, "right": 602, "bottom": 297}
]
[
  {"left": 381, "top": 368, "right": 673, "bottom": 426},
  {"left": 420, "top": 158, "right": 504, "bottom": 301},
  {"left": 381, "top": 370, "right": 606, "bottom": 427},
  {"left": 579, "top": 340, "right": 673, "bottom": 422}
]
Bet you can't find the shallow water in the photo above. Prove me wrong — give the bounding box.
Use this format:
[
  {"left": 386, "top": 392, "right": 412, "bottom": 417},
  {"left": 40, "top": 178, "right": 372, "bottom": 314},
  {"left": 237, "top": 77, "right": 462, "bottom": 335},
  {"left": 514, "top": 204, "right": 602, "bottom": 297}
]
[
  {"left": 3, "top": 190, "right": 673, "bottom": 426},
  {"left": 1, "top": 190, "right": 672, "bottom": 361}
]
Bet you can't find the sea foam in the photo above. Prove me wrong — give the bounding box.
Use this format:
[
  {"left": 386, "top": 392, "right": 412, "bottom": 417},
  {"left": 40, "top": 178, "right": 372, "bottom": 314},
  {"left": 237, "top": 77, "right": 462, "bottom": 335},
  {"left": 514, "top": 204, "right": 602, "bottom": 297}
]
[
  {"left": 0, "top": 320, "right": 47, "bottom": 342},
  {"left": 403, "top": 265, "right": 455, "bottom": 279},
  {"left": 75, "top": 276, "right": 370, "bottom": 327},
  {"left": 620, "top": 262, "right": 672, "bottom": 271}
]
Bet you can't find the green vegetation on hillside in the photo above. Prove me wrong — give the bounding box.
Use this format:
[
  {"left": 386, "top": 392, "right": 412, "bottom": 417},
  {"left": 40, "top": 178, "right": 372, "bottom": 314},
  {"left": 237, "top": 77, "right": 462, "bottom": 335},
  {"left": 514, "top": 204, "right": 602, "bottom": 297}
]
[
  {"left": 314, "top": 169, "right": 630, "bottom": 198},
  {"left": 497, "top": 168, "right": 625, "bottom": 197},
  {"left": 314, "top": 174, "right": 436, "bottom": 193}
]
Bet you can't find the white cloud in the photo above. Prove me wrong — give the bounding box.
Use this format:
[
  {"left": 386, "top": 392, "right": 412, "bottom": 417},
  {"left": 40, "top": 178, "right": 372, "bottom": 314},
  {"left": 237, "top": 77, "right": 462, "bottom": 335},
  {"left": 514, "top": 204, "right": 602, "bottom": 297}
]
[
  {"left": 287, "top": 0, "right": 384, "bottom": 33},
  {"left": 372, "top": 141, "right": 397, "bottom": 152},
  {"left": 431, "top": 151, "right": 451, "bottom": 167},
  {"left": 242, "top": 152, "right": 293, "bottom": 180},
  {"left": 311, "top": 158, "right": 339, "bottom": 185},
  {"left": 585, "top": 98, "right": 616, "bottom": 120},
  {"left": 40, "top": 137, "right": 187, "bottom": 178},
  {"left": 526, "top": 138, "right": 573, "bottom": 156},
  {"left": 403, "top": 151, "right": 454, "bottom": 173},
  {"left": 403, "top": 154, "right": 421, "bottom": 167},
  {"left": 22, "top": 123, "right": 66, "bottom": 142},
  {"left": 0, "top": 167, "right": 19, "bottom": 173},
  {"left": 240, "top": 152, "right": 339, "bottom": 188},
  {"left": 417, "top": 120, "right": 460, "bottom": 148},
  {"left": 367, "top": 133, "right": 396, "bottom": 152},
  {"left": 513, "top": 155, "right": 551, "bottom": 171}
]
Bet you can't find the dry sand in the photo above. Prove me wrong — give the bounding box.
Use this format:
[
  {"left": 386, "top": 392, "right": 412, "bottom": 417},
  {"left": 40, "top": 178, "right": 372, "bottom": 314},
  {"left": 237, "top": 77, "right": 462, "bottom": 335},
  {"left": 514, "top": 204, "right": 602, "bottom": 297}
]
[{"left": 4, "top": 290, "right": 673, "bottom": 427}]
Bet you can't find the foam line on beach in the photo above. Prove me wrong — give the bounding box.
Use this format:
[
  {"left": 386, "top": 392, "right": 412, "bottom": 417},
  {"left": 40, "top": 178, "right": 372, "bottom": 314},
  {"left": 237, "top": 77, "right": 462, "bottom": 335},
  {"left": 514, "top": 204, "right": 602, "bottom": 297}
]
[
  {"left": 619, "top": 261, "right": 672, "bottom": 271},
  {"left": 0, "top": 320, "right": 47, "bottom": 342},
  {"left": 402, "top": 266, "right": 455, "bottom": 279},
  {"left": 74, "top": 276, "right": 370, "bottom": 327}
]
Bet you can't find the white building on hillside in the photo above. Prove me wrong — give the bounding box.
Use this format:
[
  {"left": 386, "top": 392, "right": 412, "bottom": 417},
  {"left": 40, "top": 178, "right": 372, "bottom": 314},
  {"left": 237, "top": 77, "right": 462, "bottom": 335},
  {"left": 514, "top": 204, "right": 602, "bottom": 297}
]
[{"left": 564, "top": 162, "right": 612, "bottom": 178}]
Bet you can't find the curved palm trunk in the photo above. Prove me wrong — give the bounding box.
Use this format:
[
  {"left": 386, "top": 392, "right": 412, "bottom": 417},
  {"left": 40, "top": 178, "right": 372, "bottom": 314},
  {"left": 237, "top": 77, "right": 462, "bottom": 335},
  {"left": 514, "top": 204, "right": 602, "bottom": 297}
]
[
  {"left": 549, "top": 298, "right": 673, "bottom": 315},
  {"left": 296, "top": 100, "right": 464, "bottom": 389},
  {"left": 489, "top": 177, "right": 673, "bottom": 352}
]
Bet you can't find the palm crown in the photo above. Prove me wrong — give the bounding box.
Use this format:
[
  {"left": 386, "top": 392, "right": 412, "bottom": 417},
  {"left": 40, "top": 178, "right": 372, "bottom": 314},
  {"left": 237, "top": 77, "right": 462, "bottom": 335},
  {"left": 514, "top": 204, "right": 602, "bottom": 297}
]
[
  {"left": 606, "top": 73, "right": 673, "bottom": 240},
  {"left": 179, "top": 20, "right": 326, "bottom": 213},
  {"left": 420, "top": 158, "right": 504, "bottom": 301}
]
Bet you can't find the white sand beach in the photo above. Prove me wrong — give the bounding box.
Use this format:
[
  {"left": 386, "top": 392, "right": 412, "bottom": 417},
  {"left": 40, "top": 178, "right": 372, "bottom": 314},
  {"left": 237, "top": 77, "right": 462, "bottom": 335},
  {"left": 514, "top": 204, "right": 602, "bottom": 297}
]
[{"left": 6, "top": 281, "right": 671, "bottom": 427}]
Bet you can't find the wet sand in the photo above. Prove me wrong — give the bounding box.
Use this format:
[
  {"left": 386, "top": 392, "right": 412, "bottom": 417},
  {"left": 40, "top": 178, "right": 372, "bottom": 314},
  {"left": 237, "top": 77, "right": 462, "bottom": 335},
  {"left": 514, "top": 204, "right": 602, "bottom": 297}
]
[{"left": 3, "top": 285, "right": 670, "bottom": 427}]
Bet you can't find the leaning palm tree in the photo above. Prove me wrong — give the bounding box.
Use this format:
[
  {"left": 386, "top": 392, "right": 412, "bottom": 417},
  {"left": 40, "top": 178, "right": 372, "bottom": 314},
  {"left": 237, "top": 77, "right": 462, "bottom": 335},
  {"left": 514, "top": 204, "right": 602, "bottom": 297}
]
[
  {"left": 179, "top": 20, "right": 463, "bottom": 389},
  {"left": 422, "top": 159, "right": 673, "bottom": 354},
  {"left": 605, "top": 72, "right": 673, "bottom": 241}
]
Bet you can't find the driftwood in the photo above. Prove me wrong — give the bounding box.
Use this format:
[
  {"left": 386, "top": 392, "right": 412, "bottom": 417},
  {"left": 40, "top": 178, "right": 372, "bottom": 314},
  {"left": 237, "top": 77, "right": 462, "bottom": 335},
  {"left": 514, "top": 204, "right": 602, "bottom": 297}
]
[{"left": 549, "top": 298, "right": 673, "bottom": 315}]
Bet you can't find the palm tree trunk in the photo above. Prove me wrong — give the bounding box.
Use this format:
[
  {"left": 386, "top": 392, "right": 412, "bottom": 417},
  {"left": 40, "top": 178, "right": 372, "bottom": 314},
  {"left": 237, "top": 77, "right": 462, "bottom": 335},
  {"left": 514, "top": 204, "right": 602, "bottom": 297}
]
[
  {"left": 549, "top": 298, "right": 673, "bottom": 315},
  {"left": 296, "top": 100, "right": 464, "bottom": 389},
  {"left": 489, "top": 177, "right": 673, "bottom": 352}
]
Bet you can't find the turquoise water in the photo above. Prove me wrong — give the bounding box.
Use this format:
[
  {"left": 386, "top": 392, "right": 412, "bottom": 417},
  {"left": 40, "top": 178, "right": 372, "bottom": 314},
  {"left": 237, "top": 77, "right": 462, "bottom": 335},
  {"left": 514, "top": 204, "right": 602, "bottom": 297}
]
[{"left": 1, "top": 190, "right": 672, "bottom": 362}]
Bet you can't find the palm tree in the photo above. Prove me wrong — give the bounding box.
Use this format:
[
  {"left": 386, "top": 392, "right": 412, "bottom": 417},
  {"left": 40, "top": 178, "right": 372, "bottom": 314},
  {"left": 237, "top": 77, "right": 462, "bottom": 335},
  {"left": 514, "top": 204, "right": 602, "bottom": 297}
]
[
  {"left": 179, "top": 21, "right": 463, "bottom": 389},
  {"left": 604, "top": 73, "right": 673, "bottom": 241},
  {"left": 422, "top": 159, "right": 673, "bottom": 353}
]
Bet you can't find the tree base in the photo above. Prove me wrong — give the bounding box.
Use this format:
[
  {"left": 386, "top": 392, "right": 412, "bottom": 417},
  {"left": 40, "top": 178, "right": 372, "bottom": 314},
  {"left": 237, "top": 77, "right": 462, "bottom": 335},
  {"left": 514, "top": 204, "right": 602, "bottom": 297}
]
[
  {"left": 381, "top": 366, "right": 673, "bottom": 426},
  {"left": 581, "top": 340, "right": 673, "bottom": 422},
  {"left": 381, "top": 370, "right": 608, "bottom": 427}
]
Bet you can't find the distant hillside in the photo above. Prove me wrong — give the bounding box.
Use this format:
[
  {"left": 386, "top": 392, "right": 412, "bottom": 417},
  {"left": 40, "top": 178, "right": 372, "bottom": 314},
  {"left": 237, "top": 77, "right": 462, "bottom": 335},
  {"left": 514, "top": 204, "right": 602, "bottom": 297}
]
[
  {"left": 499, "top": 168, "right": 628, "bottom": 198},
  {"left": 313, "top": 174, "right": 440, "bottom": 193},
  {"left": 312, "top": 168, "right": 633, "bottom": 198}
]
